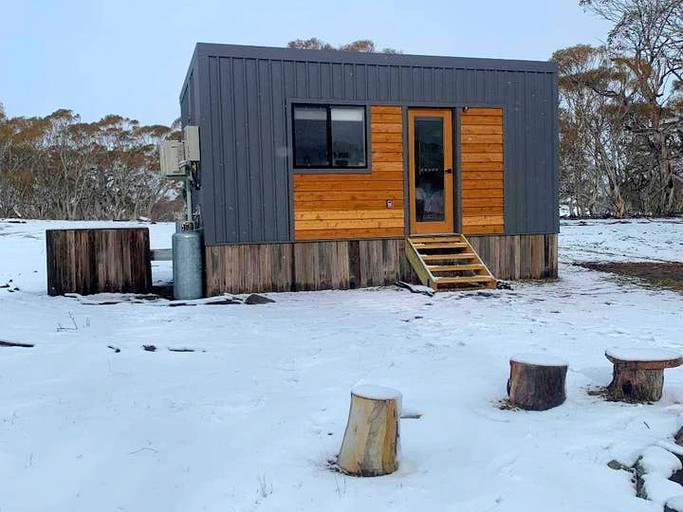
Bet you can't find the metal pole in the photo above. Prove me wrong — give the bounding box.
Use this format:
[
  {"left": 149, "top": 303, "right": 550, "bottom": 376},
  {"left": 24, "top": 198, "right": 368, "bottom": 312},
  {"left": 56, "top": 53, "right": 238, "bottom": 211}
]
[{"left": 185, "top": 173, "right": 193, "bottom": 227}]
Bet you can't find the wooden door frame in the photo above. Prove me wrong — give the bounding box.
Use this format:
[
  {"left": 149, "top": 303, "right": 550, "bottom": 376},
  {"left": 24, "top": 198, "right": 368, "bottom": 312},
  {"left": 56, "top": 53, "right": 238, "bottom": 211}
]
[{"left": 407, "top": 108, "right": 455, "bottom": 235}]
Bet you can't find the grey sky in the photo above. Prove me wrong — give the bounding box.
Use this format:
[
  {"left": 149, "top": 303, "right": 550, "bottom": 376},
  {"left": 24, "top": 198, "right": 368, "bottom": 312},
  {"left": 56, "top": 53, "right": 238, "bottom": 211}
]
[{"left": 0, "top": 0, "right": 610, "bottom": 126}]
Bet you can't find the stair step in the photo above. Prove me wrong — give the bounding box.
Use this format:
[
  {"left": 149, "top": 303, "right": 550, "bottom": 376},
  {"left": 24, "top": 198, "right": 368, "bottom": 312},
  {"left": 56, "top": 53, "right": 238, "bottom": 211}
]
[
  {"left": 411, "top": 236, "right": 462, "bottom": 243},
  {"left": 434, "top": 275, "right": 496, "bottom": 284},
  {"left": 405, "top": 234, "right": 497, "bottom": 292},
  {"left": 421, "top": 253, "right": 477, "bottom": 262},
  {"left": 413, "top": 242, "right": 468, "bottom": 250},
  {"left": 428, "top": 264, "right": 486, "bottom": 272}
]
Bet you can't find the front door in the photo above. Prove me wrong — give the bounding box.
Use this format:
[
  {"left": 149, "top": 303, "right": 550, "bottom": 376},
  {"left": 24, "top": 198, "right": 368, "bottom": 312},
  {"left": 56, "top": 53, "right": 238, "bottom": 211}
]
[{"left": 408, "top": 109, "right": 454, "bottom": 235}]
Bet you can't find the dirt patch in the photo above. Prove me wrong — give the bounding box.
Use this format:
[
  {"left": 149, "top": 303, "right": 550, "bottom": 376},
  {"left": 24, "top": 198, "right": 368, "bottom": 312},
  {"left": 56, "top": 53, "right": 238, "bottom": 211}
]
[{"left": 578, "top": 261, "right": 683, "bottom": 293}]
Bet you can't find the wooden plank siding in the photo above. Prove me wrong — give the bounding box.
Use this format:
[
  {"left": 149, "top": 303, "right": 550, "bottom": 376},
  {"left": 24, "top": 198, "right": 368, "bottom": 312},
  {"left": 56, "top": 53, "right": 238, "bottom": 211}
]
[
  {"left": 460, "top": 108, "right": 505, "bottom": 235},
  {"left": 205, "top": 239, "right": 417, "bottom": 295},
  {"left": 203, "top": 233, "right": 557, "bottom": 295},
  {"left": 468, "top": 234, "right": 558, "bottom": 280},
  {"left": 293, "top": 105, "right": 405, "bottom": 240},
  {"left": 46, "top": 228, "right": 152, "bottom": 296}
]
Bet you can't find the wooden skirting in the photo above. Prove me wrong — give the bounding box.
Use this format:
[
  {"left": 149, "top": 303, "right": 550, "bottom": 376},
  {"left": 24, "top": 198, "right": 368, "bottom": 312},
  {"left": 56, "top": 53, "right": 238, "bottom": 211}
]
[
  {"left": 46, "top": 228, "right": 152, "bottom": 296},
  {"left": 205, "top": 238, "right": 416, "bottom": 295},
  {"left": 205, "top": 234, "right": 557, "bottom": 295},
  {"left": 467, "top": 233, "right": 558, "bottom": 280}
]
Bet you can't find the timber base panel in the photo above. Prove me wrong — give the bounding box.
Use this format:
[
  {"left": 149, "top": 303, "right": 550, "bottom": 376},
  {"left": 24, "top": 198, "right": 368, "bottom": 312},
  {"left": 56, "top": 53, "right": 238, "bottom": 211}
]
[
  {"left": 205, "top": 238, "right": 416, "bottom": 295},
  {"left": 468, "top": 233, "right": 558, "bottom": 280},
  {"left": 204, "top": 234, "right": 558, "bottom": 295}
]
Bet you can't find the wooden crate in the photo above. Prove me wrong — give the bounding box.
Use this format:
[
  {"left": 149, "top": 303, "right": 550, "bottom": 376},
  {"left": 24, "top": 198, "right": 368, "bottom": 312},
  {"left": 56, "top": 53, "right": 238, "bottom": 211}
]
[{"left": 46, "top": 228, "right": 152, "bottom": 296}]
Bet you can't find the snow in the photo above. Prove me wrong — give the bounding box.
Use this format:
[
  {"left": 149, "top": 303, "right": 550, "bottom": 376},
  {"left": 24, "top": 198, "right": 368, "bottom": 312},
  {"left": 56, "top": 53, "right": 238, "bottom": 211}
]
[
  {"left": 657, "top": 440, "right": 683, "bottom": 456},
  {"left": 638, "top": 446, "right": 682, "bottom": 477},
  {"left": 1, "top": 218, "right": 683, "bottom": 511},
  {"left": 642, "top": 474, "right": 683, "bottom": 507},
  {"left": 510, "top": 354, "right": 568, "bottom": 367},
  {"left": 606, "top": 347, "right": 682, "bottom": 363},
  {"left": 559, "top": 218, "right": 683, "bottom": 263},
  {"left": 667, "top": 495, "right": 683, "bottom": 512},
  {"left": 352, "top": 384, "right": 403, "bottom": 402}
]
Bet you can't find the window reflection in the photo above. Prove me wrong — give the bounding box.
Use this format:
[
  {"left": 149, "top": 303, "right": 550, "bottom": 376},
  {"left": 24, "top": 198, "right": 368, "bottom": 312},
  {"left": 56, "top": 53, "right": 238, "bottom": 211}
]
[{"left": 414, "top": 118, "right": 444, "bottom": 222}]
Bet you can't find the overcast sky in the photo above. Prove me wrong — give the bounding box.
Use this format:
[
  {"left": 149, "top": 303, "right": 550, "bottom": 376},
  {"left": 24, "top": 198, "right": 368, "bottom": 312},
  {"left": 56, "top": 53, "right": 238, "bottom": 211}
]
[{"left": 0, "top": 0, "right": 611, "bottom": 126}]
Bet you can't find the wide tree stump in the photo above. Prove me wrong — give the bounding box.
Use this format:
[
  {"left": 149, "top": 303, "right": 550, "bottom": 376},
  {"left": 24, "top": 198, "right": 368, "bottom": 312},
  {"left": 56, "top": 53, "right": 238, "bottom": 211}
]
[
  {"left": 337, "top": 385, "right": 402, "bottom": 477},
  {"left": 507, "top": 355, "right": 568, "bottom": 411},
  {"left": 605, "top": 348, "right": 682, "bottom": 402}
]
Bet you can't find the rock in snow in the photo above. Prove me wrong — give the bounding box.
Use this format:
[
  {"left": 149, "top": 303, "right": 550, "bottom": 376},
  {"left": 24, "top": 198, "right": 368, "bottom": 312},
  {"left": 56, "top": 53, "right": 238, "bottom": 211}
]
[{"left": 244, "top": 293, "right": 276, "bottom": 305}]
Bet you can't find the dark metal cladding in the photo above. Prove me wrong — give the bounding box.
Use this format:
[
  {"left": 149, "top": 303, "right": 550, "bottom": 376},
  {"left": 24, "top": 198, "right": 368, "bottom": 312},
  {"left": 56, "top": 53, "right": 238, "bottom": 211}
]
[
  {"left": 179, "top": 49, "right": 204, "bottom": 225},
  {"left": 180, "top": 43, "right": 559, "bottom": 245}
]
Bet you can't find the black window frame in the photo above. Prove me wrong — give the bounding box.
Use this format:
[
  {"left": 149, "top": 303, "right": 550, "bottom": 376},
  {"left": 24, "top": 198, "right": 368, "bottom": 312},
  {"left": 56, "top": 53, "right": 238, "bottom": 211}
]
[{"left": 292, "top": 104, "right": 368, "bottom": 170}]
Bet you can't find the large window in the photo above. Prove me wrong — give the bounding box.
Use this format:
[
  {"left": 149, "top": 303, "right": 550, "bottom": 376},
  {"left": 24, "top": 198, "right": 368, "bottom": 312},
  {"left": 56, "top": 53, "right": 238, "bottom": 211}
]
[{"left": 293, "top": 105, "right": 367, "bottom": 169}]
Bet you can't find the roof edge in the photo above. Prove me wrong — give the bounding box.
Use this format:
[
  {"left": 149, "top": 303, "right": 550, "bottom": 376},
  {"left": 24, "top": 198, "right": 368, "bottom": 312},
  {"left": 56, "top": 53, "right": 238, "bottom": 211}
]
[
  {"left": 193, "top": 42, "right": 557, "bottom": 73},
  {"left": 179, "top": 45, "right": 200, "bottom": 103}
]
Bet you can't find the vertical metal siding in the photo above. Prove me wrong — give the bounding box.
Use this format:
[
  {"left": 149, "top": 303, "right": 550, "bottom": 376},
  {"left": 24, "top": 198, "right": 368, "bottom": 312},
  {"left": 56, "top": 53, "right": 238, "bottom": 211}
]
[
  {"left": 189, "top": 47, "right": 558, "bottom": 244},
  {"left": 551, "top": 70, "right": 560, "bottom": 233},
  {"left": 218, "top": 57, "right": 236, "bottom": 242}
]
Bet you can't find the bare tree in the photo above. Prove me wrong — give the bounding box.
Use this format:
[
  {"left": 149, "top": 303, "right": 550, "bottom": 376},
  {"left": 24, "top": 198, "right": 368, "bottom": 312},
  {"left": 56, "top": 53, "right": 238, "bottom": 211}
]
[
  {"left": 582, "top": 0, "right": 683, "bottom": 214},
  {"left": 554, "top": 45, "right": 634, "bottom": 216},
  {"left": 287, "top": 38, "right": 401, "bottom": 54},
  {"left": 0, "top": 107, "right": 180, "bottom": 220},
  {"left": 287, "top": 38, "right": 335, "bottom": 51}
]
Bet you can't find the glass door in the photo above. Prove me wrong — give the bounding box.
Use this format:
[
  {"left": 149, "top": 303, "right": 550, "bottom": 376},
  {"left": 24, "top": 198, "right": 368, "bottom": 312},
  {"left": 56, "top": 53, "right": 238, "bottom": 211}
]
[{"left": 408, "top": 109, "right": 454, "bottom": 234}]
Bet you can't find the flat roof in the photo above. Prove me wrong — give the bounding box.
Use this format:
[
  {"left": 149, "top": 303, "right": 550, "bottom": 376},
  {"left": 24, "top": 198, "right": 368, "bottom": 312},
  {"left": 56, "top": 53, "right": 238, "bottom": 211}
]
[{"left": 194, "top": 42, "right": 557, "bottom": 74}]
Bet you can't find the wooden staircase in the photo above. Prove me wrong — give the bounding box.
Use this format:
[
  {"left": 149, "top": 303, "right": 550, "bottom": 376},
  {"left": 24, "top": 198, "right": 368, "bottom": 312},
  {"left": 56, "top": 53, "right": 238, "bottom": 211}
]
[{"left": 405, "top": 234, "right": 497, "bottom": 291}]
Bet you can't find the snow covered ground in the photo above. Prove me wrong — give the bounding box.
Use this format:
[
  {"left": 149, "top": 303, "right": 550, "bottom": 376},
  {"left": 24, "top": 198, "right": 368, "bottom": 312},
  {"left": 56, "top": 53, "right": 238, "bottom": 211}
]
[{"left": 0, "top": 219, "right": 682, "bottom": 512}]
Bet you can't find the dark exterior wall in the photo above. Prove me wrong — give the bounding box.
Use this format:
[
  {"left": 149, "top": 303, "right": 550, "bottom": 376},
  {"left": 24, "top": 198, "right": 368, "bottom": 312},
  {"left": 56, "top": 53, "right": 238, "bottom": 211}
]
[
  {"left": 179, "top": 49, "right": 203, "bottom": 217},
  {"left": 181, "top": 44, "right": 558, "bottom": 245}
]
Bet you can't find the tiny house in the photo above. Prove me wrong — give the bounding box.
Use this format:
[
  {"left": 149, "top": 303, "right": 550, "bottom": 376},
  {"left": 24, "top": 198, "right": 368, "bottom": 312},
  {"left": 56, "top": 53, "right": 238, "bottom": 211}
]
[{"left": 180, "top": 43, "right": 558, "bottom": 294}]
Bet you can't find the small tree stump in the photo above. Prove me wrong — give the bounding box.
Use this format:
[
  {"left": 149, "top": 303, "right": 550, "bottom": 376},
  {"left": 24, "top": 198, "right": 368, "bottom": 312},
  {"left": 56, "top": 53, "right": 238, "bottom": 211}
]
[
  {"left": 337, "top": 385, "right": 402, "bottom": 477},
  {"left": 507, "top": 354, "right": 568, "bottom": 411},
  {"left": 606, "top": 348, "right": 682, "bottom": 402}
]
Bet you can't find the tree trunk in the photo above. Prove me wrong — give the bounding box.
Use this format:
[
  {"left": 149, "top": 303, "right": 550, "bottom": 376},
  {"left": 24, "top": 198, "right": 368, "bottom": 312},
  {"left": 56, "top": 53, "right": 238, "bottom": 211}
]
[
  {"left": 507, "top": 356, "right": 568, "bottom": 411},
  {"left": 607, "top": 365, "right": 664, "bottom": 402},
  {"left": 605, "top": 349, "right": 682, "bottom": 402},
  {"left": 337, "top": 385, "right": 401, "bottom": 477}
]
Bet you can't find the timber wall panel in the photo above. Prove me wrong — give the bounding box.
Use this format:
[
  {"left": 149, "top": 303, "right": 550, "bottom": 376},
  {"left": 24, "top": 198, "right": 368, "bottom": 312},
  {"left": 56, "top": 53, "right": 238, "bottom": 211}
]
[
  {"left": 204, "top": 233, "right": 557, "bottom": 295},
  {"left": 293, "top": 105, "right": 405, "bottom": 241},
  {"left": 205, "top": 239, "right": 417, "bottom": 295},
  {"left": 46, "top": 228, "right": 152, "bottom": 296},
  {"left": 460, "top": 108, "right": 505, "bottom": 235},
  {"left": 468, "top": 233, "right": 557, "bottom": 280}
]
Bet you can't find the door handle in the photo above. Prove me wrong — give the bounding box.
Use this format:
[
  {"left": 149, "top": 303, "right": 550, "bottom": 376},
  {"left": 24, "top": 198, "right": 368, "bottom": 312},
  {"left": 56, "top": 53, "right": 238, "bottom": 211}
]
[{"left": 444, "top": 168, "right": 453, "bottom": 174}]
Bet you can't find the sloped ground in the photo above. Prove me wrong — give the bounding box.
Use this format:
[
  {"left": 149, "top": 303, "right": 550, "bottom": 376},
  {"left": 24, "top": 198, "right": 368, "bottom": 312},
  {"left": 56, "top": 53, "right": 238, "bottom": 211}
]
[{"left": 0, "top": 219, "right": 682, "bottom": 512}]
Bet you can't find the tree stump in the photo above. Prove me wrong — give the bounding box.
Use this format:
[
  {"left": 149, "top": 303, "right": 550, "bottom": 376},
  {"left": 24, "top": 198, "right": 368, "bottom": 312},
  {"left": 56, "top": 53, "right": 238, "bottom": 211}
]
[
  {"left": 605, "top": 348, "right": 682, "bottom": 402},
  {"left": 337, "top": 385, "right": 402, "bottom": 477},
  {"left": 507, "top": 354, "right": 568, "bottom": 411}
]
